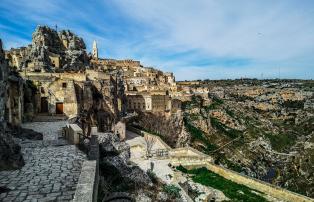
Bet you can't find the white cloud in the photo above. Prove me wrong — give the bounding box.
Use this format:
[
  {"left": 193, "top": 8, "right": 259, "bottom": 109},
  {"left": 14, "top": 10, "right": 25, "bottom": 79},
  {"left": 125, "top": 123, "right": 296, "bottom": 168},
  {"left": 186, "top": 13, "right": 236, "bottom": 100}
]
[{"left": 114, "top": 0, "right": 314, "bottom": 61}]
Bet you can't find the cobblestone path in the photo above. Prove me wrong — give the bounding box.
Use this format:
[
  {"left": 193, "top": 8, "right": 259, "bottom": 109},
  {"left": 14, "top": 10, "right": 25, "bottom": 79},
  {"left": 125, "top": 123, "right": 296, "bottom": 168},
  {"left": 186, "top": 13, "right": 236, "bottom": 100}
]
[{"left": 0, "top": 121, "right": 86, "bottom": 202}]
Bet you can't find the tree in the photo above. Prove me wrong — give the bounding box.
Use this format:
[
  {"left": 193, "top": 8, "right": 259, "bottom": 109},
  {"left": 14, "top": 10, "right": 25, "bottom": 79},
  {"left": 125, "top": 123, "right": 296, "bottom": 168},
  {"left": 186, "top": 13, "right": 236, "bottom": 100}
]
[{"left": 144, "top": 135, "right": 156, "bottom": 158}]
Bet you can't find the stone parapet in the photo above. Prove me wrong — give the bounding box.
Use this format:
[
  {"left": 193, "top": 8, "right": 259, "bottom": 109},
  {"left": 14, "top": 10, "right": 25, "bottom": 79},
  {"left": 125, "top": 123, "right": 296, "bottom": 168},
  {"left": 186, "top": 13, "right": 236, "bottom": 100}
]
[
  {"left": 73, "top": 160, "right": 98, "bottom": 202},
  {"left": 73, "top": 127, "right": 99, "bottom": 202}
]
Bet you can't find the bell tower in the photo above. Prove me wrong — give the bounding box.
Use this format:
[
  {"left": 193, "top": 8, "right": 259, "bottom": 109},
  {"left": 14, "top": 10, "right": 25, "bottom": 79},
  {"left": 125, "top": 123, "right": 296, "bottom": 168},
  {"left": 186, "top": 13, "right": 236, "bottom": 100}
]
[{"left": 92, "top": 40, "right": 98, "bottom": 59}]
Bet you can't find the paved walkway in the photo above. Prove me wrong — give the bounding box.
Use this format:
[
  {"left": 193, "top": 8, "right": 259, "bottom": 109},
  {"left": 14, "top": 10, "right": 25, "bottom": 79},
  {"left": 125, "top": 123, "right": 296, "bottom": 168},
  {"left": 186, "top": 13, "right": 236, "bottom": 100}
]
[{"left": 0, "top": 121, "right": 86, "bottom": 202}]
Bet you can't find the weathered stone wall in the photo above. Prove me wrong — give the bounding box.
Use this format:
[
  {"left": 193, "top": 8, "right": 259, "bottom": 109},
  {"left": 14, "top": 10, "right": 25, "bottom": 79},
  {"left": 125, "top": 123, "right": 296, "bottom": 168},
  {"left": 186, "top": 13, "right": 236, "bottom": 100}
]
[
  {"left": 136, "top": 111, "right": 184, "bottom": 147},
  {"left": 73, "top": 160, "right": 98, "bottom": 202},
  {"left": 0, "top": 39, "right": 24, "bottom": 170},
  {"left": 0, "top": 39, "right": 7, "bottom": 125},
  {"left": 7, "top": 75, "right": 24, "bottom": 126}
]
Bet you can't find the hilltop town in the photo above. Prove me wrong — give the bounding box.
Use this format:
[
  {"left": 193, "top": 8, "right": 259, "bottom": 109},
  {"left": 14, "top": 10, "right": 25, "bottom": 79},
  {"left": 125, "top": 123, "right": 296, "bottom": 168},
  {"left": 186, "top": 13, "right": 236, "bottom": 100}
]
[{"left": 0, "top": 26, "right": 313, "bottom": 202}]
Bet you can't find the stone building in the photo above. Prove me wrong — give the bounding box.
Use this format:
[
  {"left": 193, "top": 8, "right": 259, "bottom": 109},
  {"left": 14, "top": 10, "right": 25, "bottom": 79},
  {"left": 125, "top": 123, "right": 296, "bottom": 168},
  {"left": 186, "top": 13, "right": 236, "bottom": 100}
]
[
  {"left": 126, "top": 93, "right": 181, "bottom": 114},
  {"left": 92, "top": 40, "right": 98, "bottom": 59}
]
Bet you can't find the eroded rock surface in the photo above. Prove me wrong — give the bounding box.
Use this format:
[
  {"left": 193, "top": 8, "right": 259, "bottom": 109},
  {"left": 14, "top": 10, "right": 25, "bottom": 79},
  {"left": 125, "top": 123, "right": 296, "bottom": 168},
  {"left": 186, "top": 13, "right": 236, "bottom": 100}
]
[
  {"left": 0, "top": 39, "right": 24, "bottom": 171},
  {"left": 98, "top": 132, "right": 151, "bottom": 188}
]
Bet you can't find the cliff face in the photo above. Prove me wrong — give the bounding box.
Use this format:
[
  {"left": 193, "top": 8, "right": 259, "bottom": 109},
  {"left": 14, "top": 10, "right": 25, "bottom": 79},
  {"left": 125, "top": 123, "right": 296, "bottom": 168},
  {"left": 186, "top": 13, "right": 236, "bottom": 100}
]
[
  {"left": 0, "top": 39, "right": 24, "bottom": 170},
  {"left": 136, "top": 111, "right": 188, "bottom": 148}
]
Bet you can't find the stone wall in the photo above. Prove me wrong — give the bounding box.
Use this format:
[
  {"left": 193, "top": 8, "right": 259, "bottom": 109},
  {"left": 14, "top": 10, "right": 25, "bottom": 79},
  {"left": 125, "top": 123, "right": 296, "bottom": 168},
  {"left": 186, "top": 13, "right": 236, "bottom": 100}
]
[
  {"left": 73, "top": 160, "right": 98, "bottom": 202},
  {"left": 0, "top": 39, "right": 24, "bottom": 170},
  {"left": 136, "top": 111, "right": 184, "bottom": 147},
  {"left": 0, "top": 39, "right": 8, "bottom": 125}
]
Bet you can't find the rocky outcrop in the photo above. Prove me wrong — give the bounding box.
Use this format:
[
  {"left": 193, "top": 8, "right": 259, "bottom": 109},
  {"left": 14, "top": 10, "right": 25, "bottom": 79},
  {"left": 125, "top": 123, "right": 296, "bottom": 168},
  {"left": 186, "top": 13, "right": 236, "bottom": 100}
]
[
  {"left": 19, "top": 26, "right": 89, "bottom": 72},
  {"left": 0, "top": 130, "right": 25, "bottom": 170},
  {"left": 98, "top": 133, "right": 152, "bottom": 198},
  {"left": 182, "top": 180, "right": 229, "bottom": 202},
  {"left": 176, "top": 124, "right": 191, "bottom": 147},
  {"left": 0, "top": 39, "right": 24, "bottom": 170},
  {"left": 11, "top": 127, "right": 43, "bottom": 140}
]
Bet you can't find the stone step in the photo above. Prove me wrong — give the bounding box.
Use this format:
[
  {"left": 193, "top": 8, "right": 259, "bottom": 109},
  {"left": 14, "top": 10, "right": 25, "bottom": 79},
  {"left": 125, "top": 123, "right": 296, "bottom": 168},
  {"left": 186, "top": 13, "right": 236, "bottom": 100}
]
[{"left": 32, "top": 114, "right": 67, "bottom": 122}]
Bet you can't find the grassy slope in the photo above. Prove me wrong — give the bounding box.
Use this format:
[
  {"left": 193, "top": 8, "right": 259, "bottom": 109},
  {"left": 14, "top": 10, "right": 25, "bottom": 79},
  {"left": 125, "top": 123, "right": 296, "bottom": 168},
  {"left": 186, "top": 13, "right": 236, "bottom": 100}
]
[{"left": 177, "top": 166, "right": 268, "bottom": 202}]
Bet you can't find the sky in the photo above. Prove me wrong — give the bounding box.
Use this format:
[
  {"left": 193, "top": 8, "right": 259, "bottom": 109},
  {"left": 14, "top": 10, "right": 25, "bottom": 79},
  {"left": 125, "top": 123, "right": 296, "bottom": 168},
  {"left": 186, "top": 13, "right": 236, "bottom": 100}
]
[{"left": 0, "top": 0, "right": 314, "bottom": 80}]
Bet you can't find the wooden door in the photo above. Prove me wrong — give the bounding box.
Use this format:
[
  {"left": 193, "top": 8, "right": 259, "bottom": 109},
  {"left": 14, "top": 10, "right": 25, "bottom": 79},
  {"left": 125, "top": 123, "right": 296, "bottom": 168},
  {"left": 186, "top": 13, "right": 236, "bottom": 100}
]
[{"left": 56, "top": 102, "right": 63, "bottom": 114}]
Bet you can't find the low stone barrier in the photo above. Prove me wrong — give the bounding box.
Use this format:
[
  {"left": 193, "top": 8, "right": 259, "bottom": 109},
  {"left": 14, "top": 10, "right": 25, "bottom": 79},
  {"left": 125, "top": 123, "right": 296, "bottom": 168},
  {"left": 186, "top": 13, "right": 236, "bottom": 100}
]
[
  {"left": 73, "top": 128, "right": 99, "bottom": 202},
  {"left": 73, "top": 160, "right": 98, "bottom": 202},
  {"left": 64, "top": 124, "right": 82, "bottom": 144}
]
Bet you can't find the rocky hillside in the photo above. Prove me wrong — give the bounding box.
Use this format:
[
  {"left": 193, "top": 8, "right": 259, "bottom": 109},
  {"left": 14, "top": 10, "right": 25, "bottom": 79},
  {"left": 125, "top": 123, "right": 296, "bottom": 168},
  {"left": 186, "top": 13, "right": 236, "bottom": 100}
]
[{"left": 181, "top": 81, "right": 314, "bottom": 197}]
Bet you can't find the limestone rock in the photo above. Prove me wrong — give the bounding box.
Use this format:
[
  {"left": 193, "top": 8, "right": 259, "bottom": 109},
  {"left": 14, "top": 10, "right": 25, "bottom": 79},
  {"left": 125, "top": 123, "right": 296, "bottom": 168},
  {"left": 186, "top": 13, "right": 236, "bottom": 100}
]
[
  {"left": 176, "top": 124, "right": 191, "bottom": 147},
  {"left": 11, "top": 127, "right": 43, "bottom": 140},
  {"left": 0, "top": 39, "right": 24, "bottom": 170},
  {"left": 98, "top": 132, "right": 151, "bottom": 186},
  {"left": 27, "top": 25, "right": 89, "bottom": 72},
  {"left": 0, "top": 130, "right": 25, "bottom": 170},
  {"left": 135, "top": 192, "right": 152, "bottom": 202}
]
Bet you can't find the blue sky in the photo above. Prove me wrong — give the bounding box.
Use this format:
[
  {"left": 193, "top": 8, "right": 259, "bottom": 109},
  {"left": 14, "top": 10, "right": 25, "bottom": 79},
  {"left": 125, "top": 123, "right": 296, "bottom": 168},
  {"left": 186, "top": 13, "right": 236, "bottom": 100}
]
[{"left": 1, "top": 0, "right": 314, "bottom": 80}]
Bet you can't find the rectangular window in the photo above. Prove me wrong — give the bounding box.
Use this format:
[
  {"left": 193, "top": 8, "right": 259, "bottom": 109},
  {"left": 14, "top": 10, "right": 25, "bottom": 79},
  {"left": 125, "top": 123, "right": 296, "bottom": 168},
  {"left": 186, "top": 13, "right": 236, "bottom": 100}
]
[{"left": 62, "top": 82, "right": 67, "bottom": 88}]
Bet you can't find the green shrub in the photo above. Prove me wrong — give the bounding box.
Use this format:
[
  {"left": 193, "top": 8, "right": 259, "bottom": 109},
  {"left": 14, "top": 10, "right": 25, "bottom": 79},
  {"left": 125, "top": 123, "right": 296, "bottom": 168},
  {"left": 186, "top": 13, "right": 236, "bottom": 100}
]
[
  {"left": 215, "top": 156, "right": 243, "bottom": 173},
  {"left": 225, "top": 108, "right": 235, "bottom": 118},
  {"left": 282, "top": 100, "right": 304, "bottom": 109},
  {"left": 210, "top": 117, "right": 242, "bottom": 139},
  {"left": 265, "top": 133, "right": 297, "bottom": 152},
  {"left": 163, "top": 184, "right": 181, "bottom": 198},
  {"left": 204, "top": 97, "right": 224, "bottom": 111},
  {"left": 176, "top": 165, "right": 188, "bottom": 173}
]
